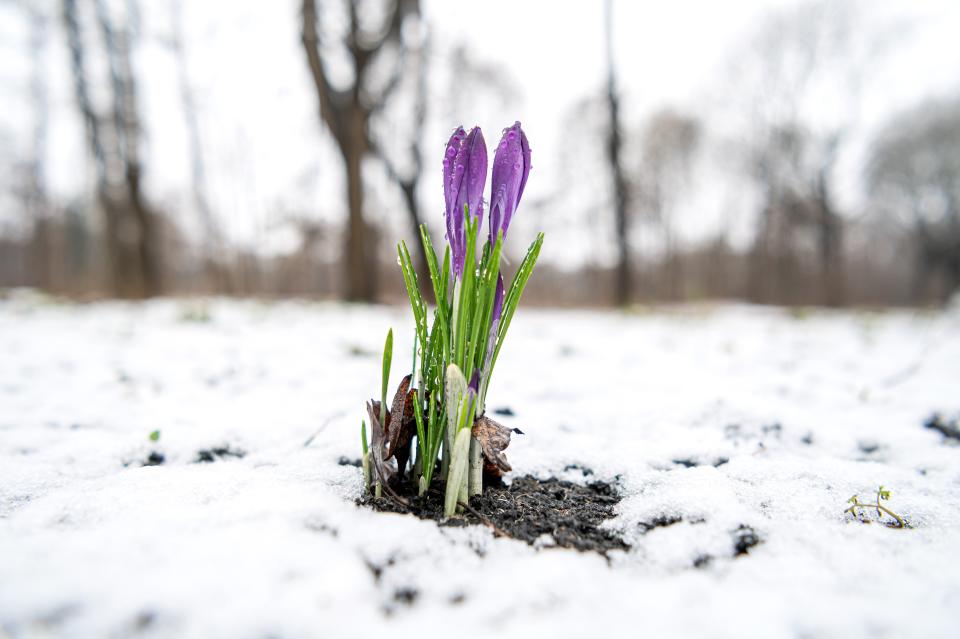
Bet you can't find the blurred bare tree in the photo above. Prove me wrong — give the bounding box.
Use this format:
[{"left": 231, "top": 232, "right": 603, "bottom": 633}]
[
  {"left": 167, "top": 2, "right": 217, "bottom": 255},
  {"left": 300, "top": 0, "right": 421, "bottom": 302},
  {"left": 368, "top": 15, "right": 430, "bottom": 289},
  {"left": 18, "top": 2, "right": 52, "bottom": 288},
  {"left": 62, "top": 0, "right": 161, "bottom": 298},
  {"left": 633, "top": 110, "right": 700, "bottom": 299},
  {"left": 735, "top": 0, "right": 873, "bottom": 306},
  {"left": 868, "top": 96, "right": 960, "bottom": 303},
  {"left": 604, "top": 0, "right": 631, "bottom": 306}
]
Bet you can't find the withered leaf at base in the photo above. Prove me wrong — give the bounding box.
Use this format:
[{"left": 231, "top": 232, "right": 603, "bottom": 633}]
[
  {"left": 472, "top": 415, "right": 515, "bottom": 475},
  {"left": 366, "top": 401, "right": 396, "bottom": 486},
  {"left": 386, "top": 374, "right": 417, "bottom": 477}
]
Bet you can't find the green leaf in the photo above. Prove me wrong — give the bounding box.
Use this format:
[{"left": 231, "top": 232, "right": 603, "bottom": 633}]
[
  {"left": 445, "top": 364, "right": 467, "bottom": 446},
  {"left": 422, "top": 385, "right": 443, "bottom": 487},
  {"left": 381, "top": 328, "right": 393, "bottom": 427},
  {"left": 420, "top": 225, "right": 445, "bottom": 309},
  {"left": 470, "top": 232, "right": 503, "bottom": 377},
  {"left": 444, "top": 427, "right": 472, "bottom": 517},
  {"left": 488, "top": 232, "right": 544, "bottom": 385},
  {"left": 454, "top": 207, "right": 478, "bottom": 371},
  {"left": 412, "top": 384, "right": 426, "bottom": 466},
  {"left": 398, "top": 241, "right": 429, "bottom": 356},
  {"left": 149, "top": 429, "right": 160, "bottom": 442},
  {"left": 439, "top": 246, "right": 452, "bottom": 362}
]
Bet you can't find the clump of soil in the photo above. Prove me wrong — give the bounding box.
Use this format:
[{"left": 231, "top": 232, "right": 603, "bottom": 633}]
[
  {"left": 732, "top": 524, "right": 761, "bottom": 556},
  {"left": 142, "top": 451, "right": 165, "bottom": 467},
  {"left": 194, "top": 446, "right": 246, "bottom": 463},
  {"left": 361, "top": 474, "right": 628, "bottom": 555},
  {"left": 637, "top": 514, "right": 683, "bottom": 533},
  {"left": 671, "top": 457, "right": 729, "bottom": 469},
  {"left": 925, "top": 413, "right": 960, "bottom": 441}
]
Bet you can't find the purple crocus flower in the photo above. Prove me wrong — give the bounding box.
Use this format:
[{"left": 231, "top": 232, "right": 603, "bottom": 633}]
[
  {"left": 488, "top": 122, "right": 532, "bottom": 244},
  {"left": 443, "top": 126, "right": 488, "bottom": 278}
]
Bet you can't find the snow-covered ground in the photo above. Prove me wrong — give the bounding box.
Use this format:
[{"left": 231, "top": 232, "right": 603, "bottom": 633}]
[{"left": 1, "top": 291, "right": 958, "bottom": 638}]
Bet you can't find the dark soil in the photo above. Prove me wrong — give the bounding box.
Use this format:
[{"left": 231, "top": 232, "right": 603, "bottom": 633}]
[
  {"left": 194, "top": 446, "right": 246, "bottom": 463},
  {"left": 732, "top": 524, "right": 761, "bottom": 556},
  {"left": 637, "top": 514, "right": 683, "bottom": 533},
  {"left": 671, "top": 457, "right": 729, "bottom": 469},
  {"left": 361, "top": 474, "right": 628, "bottom": 555},
  {"left": 142, "top": 451, "right": 165, "bottom": 466},
  {"left": 925, "top": 413, "right": 960, "bottom": 441},
  {"left": 563, "top": 463, "right": 595, "bottom": 477}
]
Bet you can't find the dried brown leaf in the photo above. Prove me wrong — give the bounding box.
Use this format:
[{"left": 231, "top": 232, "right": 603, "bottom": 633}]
[
  {"left": 472, "top": 415, "right": 515, "bottom": 474},
  {"left": 366, "top": 401, "right": 396, "bottom": 485}
]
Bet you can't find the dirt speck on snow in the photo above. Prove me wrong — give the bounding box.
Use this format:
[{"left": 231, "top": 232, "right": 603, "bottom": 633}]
[
  {"left": 732, "top": 525, "right": 762, "bottom": 556},
  {"left": 194, "top": 446, "right": 246, "bottom": 463},
  {"left": 924, "top": 413, "right": 960, "bottom": 442},
  {"left": 142, "top": 451, "right": 165, "bottom": 467}
]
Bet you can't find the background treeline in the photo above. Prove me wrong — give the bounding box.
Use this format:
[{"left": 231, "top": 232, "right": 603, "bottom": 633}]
[{"left": 0, "top": 0, "right": 957, "bottom": 306}]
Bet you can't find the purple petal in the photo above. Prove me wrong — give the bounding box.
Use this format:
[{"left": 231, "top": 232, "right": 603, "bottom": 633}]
[
  {"left": 443, "top": 127, "right": 467, "bottom": 275},
  {"left": 492, "top": 273, "right": 505, "bottom": 322},
  {"left": 468, "top": 369, "right": 480, "bottom": 393},
  {"left": 443, "top": 126, "right": 466, "bottom": 215},
  {"left": 516, "top": 125, "right": 532, "bottom": 207},
  {"left": 449, "top": 126, "right": 487, "bottom": 277},
  {"left": 482, "top": 273, "right": 506, "bottom": 372},
  {"left": 454, "top": 127, "right": 487, "bottom": 224}
]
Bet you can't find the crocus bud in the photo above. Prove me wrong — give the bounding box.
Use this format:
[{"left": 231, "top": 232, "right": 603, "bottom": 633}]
[
  {"left": 489, "top": 122, "right": 531, "bottom": 243},
  {"left": 444, "top": 126, "right": 488, "bottom": 278}
]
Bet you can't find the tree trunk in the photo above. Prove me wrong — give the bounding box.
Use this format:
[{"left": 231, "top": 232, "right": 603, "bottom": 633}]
[
  {"left": 605, "top": 0, "right": 631, "bottom": 306},
  {"left": 344, "top": 129, "right": 375, "bottom": 301},
  {"left": 101, "top": 190, "right": 145, "bottom": 298},
  {"left": 815, "top": 170, "right": 844, "bottom": 306}
]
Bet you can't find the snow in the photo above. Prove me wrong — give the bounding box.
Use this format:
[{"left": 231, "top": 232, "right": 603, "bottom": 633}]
[{"left": 1, "top": 291, "right": 959, "bottom": 638}]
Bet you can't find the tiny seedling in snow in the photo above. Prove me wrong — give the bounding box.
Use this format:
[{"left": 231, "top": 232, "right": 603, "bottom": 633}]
[
  {"left": 359, "top": 122, "right": 541, "bottom": 518},
  {"left": 845, "top": 485, "right": 909, "bottom": 528}
]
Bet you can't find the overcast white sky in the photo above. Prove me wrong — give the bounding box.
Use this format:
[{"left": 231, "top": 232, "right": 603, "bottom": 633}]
[{"left": 1, "top": 0, "right": 958, "bottom": 266}]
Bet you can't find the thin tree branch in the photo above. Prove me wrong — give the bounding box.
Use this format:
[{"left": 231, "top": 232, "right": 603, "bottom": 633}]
[{"left": 301, "top": 0, "right": 346, "bottom": 144}]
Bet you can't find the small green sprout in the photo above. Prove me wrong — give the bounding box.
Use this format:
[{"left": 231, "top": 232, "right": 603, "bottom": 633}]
[
  {"left": 374, "top": 329, "right": 393, "bottom": 500},
  {"left": 844, "top": 485, "right": 908, "bottom": 528},
  {"left": 380, "top": 328, "right": 393, "bottom": 429},
  {"left": 360, "top": 420, "right": 371, "bottom": 491},
  {"left": 149, "top": 430, "right": 161, "bottom": 442}
]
